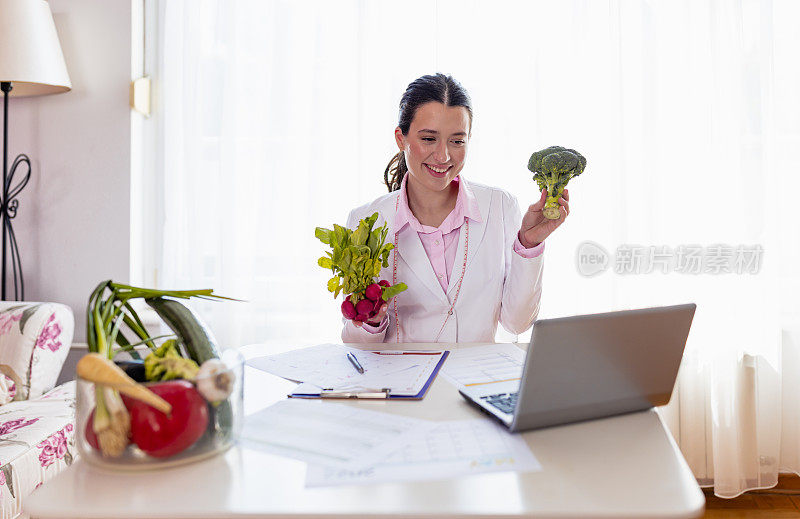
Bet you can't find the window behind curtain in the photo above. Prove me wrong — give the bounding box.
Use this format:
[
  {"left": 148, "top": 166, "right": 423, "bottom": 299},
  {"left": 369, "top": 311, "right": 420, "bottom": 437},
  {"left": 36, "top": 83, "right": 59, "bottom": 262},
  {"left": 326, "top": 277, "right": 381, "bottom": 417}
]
[{"left": 139, "top": 0, "right": 800, "bottom": 497}]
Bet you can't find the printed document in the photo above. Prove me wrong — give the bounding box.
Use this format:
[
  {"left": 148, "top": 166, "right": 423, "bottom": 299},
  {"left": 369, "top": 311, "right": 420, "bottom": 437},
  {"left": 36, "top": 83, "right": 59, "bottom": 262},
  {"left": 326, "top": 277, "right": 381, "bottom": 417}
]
[
  {"left": 240, "top": 399, "right": 432, "bottom": 469},
  {"left": 440, "top": 343, "right": 525, "bottom": 391},
  {"left": 246, "top": 343, "right": 353, "bottom": 385},
  {"left": 305, "top": 418, "right": 541, "bottom": 487},
  {"left": 247, "top": 344, "right": 446, "bottom": 396}
]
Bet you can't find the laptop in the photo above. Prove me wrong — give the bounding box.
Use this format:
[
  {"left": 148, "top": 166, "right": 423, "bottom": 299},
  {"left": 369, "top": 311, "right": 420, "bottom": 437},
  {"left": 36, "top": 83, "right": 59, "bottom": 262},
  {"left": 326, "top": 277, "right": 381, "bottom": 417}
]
[{"left": 459, "top": 304, "right": 696, "bottom": 432}]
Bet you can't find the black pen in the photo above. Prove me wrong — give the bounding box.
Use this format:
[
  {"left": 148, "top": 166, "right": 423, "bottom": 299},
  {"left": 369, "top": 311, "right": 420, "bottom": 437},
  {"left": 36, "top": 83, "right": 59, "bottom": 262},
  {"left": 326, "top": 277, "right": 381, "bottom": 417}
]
[{"left": 346, "top": 351, "right": 365, "bottom": 374}]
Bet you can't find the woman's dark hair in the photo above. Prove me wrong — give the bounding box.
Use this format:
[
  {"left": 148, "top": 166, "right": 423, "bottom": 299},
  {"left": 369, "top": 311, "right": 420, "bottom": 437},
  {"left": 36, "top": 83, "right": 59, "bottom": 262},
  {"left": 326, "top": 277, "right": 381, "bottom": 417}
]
[{"left": 384, "top": 73, "right": 473, "bottom": 192}]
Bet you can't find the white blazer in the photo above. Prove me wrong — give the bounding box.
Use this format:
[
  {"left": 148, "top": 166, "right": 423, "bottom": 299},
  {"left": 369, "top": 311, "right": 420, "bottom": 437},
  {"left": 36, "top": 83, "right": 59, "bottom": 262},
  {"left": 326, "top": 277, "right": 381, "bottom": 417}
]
[{"left": 341, "top": 179, "right": 544, "bottom": 344}]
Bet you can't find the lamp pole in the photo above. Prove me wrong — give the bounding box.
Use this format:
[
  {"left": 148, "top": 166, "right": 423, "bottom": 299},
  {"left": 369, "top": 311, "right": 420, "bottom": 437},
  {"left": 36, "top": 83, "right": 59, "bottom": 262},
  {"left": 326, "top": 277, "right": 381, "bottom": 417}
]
[
  {"left": 1, "top": 81, "right": 9, "bottom": 301},
  {"left": 0, "top": 81, "right": 31, "bottom": 301}
]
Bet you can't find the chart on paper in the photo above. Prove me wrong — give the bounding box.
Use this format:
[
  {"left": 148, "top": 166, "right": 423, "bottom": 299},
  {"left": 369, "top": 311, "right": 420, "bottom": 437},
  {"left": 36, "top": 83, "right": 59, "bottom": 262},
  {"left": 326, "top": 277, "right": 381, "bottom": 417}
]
[
  {"left": 305, "top": 418, "right": 541, "bottom": 487},
  {"left": 240, "top": 399, "right": 432, "bottom": 469},
  {"left": 440, "top": 343, "right": 525, "bottom": 390}
]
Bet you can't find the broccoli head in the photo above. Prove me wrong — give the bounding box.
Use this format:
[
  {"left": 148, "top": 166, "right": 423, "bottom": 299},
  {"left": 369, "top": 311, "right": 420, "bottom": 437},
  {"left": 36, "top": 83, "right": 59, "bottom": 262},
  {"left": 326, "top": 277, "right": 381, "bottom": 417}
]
[
  {"left": 144, "top": 339, "right": 200, "bottom": 382},
  {"left": 527, "top": 146, "right": 586, "bottom": 220}
]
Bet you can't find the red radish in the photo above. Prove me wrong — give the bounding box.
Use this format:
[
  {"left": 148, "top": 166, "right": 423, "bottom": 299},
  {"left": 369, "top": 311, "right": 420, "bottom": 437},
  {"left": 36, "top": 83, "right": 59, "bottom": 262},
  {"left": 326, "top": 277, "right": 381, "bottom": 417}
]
[
  {"left": 373, "top": 298, "right": 386, "bottom": 313},
  {"left": 365, "top": 283, "right": 382, "bottom": 301},
  {"left": 379, "top": 280, "right": 390, "bottom": 287},
  {"left": 341, "top": 300, "right": 357, "bottom": 319},
  {"left": 355, "top": 313, "right": 368, "bottom": 322},
  {"left": 355, "top": 299, "right": 373, "bottom": 316},
  {"left": 85, "top": 409, "right": 101, "bottom": 451},
  {"left": 122, "top": 380, "right": 208, "bottom": 458}
]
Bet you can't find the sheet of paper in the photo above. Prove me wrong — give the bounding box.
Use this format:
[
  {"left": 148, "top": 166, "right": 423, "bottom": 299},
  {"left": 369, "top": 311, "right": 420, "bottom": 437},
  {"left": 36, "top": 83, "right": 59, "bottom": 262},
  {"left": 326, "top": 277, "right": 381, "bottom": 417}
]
[
  {"left": 247, "top": 344, "right": 446, "bottom": 396},
  {"left": 246, "top": 343, "right": 352, "bottom": 385},
  {"left": 305, "top": 418, "right": 541, "bottom": 487},
  {"left": 239, "top": 399, "right": 433, "bottom": 469},
  {"left": 439, "top": 343, "right": 526, "bottom": 391}
]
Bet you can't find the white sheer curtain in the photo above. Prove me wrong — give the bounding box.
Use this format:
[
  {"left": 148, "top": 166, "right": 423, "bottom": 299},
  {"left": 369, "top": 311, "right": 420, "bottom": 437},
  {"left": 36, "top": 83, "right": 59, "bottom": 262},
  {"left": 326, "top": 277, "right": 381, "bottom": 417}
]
[{"left": 150, "top": 0, "right": 800, "bottom": 497}]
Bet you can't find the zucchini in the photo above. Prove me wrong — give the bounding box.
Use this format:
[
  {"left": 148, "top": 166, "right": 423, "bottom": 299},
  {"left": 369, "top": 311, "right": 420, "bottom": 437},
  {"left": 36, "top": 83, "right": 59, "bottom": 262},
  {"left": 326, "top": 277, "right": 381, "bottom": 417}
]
[
  {"left": 146, "top": 297, "right": 236, "bottom": 443},
  {"left": 145, "top": 297, "right": 221, "bottom": 364}
]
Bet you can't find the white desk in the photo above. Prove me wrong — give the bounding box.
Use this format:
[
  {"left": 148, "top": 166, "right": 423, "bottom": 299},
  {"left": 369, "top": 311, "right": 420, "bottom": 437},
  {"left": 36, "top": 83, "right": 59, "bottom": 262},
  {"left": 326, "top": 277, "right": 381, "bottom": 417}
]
[{"left": 25, "top": 343, "right": 705, "bottom": 519}]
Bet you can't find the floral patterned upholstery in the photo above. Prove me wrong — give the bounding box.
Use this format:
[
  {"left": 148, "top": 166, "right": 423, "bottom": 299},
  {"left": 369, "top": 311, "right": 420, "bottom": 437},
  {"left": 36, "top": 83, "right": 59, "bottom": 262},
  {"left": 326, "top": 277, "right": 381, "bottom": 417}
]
[
  {"left": 0, "top": 302, "right": 74, "bottom": 400},
  {"left": 0, "top": 382, "right": 75, "bottom": 519},
  {"left": 0, "top": 302, "right": 75, "bottom": 519}
]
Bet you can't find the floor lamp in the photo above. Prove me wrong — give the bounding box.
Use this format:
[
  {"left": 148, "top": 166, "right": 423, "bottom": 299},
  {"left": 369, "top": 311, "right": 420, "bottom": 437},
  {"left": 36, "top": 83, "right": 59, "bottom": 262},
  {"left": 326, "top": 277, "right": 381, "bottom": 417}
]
[{"left": 0, "top": 0, "right": 71, "bottom": 301}]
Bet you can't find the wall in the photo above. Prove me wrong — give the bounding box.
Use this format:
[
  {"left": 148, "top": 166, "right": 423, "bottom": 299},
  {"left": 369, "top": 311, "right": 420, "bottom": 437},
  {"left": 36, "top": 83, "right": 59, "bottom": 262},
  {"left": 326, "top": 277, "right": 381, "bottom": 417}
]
[{"left": 9, "top": 0, "right": 132, "bottom": 342}]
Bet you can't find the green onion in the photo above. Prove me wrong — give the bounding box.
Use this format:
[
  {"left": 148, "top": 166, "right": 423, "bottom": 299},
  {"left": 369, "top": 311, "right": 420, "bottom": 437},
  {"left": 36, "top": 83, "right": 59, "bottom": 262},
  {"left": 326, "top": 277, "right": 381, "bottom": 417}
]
[{"left": 87, "top": 281, "right": 235, "bottom": 358}]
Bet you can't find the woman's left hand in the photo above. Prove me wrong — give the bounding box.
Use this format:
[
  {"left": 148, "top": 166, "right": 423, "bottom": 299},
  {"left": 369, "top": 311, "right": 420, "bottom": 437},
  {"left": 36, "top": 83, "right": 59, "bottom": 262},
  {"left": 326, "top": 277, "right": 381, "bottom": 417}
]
[{"left": 518, "top": 188, "right": 570, "bottom": 248}]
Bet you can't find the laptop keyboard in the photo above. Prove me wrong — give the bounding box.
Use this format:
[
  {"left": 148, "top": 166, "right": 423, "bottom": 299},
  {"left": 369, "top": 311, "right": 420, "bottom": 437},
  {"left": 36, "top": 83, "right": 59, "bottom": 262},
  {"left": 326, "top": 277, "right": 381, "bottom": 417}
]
[{"left": 481, "top": 392, "right": 519, "bottom": 415}]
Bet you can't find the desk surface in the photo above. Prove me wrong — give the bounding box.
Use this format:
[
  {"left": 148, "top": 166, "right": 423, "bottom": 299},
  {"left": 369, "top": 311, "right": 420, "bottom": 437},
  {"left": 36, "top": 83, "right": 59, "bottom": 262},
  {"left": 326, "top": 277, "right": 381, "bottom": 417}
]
[{"left": 25, "top": 342, "right": 704, "bottom": 519}]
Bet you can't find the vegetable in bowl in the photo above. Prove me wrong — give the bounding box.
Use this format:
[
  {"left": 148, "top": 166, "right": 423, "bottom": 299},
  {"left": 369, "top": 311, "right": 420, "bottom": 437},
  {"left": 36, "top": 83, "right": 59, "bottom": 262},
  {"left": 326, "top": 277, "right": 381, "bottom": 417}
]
[{"left": 81, "top": 281, "right": 241, "bottom": 464}]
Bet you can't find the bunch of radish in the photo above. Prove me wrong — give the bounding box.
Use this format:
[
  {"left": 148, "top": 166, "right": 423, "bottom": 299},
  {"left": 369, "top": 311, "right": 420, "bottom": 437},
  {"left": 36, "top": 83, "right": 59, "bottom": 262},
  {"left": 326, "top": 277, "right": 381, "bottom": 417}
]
[
  {"left": 316, "top": 212, "right": 407, "bottom": 323},
  {"left": 341, "top": 280, "right": 396, "bottom": 322}
]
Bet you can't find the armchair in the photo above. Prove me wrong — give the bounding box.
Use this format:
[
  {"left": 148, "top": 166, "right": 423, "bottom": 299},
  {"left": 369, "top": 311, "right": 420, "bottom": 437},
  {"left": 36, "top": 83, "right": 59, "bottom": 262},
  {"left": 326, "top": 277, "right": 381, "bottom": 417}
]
[{"left": 0, "top": 302, "right": 75, "bottom": 519}]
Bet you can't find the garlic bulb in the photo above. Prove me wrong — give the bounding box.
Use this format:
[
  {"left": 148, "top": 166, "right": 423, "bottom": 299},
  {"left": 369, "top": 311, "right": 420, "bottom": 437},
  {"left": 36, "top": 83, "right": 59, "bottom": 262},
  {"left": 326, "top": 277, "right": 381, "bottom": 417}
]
[{"left": 196, "top": 359, "right": 235, "bottom": 402}]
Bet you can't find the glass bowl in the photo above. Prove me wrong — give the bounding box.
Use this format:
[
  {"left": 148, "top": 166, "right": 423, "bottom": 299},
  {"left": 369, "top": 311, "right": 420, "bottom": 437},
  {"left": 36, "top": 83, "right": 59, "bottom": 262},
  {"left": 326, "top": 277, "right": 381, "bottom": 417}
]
[{"left": 76, "top": 348, "right": 244, "bottom": 470}]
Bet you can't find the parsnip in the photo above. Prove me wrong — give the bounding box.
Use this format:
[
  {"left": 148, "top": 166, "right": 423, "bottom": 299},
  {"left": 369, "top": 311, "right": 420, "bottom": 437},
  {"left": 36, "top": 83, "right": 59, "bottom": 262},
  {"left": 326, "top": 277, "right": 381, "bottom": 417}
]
[{"left": 78, "top": 353, "right": 172, "bottom": 414}]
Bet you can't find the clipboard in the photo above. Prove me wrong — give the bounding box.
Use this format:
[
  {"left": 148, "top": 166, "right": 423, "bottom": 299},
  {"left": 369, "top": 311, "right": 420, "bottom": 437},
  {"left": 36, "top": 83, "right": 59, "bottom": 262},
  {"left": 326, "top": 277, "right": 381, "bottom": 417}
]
[{"left": 288, "top": 350, "right": 450, "bottom": 400}]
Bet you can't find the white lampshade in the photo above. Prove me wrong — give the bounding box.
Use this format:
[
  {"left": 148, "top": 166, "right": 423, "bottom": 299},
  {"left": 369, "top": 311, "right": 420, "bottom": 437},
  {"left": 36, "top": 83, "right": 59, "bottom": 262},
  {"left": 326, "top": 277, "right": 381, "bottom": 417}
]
[{"left": 0, "top": 0, "right": 71, "bottom": 97}]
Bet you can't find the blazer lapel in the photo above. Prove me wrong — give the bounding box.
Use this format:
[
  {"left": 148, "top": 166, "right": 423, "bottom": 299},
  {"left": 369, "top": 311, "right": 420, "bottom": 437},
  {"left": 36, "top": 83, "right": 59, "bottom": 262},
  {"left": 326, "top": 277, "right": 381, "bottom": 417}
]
[{"left": 446, "top": 185, "right": 491, "bottom": 298}]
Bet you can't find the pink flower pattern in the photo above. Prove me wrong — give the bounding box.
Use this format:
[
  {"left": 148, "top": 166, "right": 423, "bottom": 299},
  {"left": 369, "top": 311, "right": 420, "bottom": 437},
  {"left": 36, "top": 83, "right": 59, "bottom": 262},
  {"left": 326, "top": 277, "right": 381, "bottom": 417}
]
[
  {"left": 0, "top": 312, "right": 22, "bottom": 336},
  {"left": 35, "top": 313, "right": 63, "bottom": 352},
  {"left": 37, "top": 423, "right": 73, "bottom": 468},
  {"left": 0, "top": 417, "right": 40, "bottom": 436}
]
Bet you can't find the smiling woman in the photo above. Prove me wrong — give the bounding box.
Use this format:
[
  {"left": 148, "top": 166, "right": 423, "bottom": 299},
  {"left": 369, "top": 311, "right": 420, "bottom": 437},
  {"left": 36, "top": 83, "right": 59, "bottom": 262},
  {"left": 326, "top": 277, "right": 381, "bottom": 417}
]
[
  {"left": 384, "top": 75, "right": 472, "bottom": 197},
  {"left": 341, "top": 73, "right": 569, "bottom": 343},
  {"left": 396, "top": 102, "right": 470, "bottom": 228}
]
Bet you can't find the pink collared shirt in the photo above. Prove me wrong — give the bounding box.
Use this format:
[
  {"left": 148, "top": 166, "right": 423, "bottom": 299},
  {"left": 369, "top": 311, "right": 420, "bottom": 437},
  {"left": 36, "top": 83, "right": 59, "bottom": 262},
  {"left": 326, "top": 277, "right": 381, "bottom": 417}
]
[{"left": 363, "top": 174, "right": 543, "bottom": 333}]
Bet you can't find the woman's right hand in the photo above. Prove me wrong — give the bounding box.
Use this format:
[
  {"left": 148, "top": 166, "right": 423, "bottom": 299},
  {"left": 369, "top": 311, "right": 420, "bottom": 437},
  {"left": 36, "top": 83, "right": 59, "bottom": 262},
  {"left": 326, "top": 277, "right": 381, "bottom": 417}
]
[{"left": 353, "top": 304, "right": 389, "bottom": 328}]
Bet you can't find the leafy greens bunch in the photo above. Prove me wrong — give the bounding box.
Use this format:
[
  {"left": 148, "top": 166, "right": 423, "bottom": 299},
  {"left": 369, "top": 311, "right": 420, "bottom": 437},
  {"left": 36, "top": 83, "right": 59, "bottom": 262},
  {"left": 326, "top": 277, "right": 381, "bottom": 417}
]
[
  {"left": 316, "top": 212, "right": 407, "bottom": 321},
  {"left": 527, "top": 146, "right": 587, "bottom": 220}
]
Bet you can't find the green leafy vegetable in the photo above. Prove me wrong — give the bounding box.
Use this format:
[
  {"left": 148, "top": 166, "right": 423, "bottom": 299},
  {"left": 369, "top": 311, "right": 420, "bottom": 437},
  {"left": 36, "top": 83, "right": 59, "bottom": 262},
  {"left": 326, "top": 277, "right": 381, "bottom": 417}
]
[
  {"left": 315, "top": 212, "right": 407, "bottom": 305},
  {"left": 527, "top": 146, "right": 587, "bottom": 220}
]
